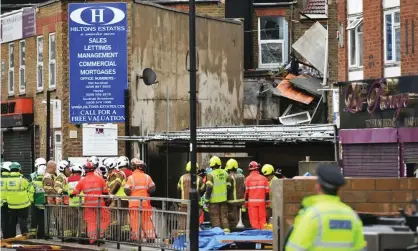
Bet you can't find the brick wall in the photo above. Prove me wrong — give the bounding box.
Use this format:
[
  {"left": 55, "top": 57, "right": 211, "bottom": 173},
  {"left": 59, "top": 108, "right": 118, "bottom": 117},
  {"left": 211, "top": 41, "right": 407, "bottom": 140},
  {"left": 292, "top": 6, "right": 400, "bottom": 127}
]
[
  {"left": 168, "top": 2, "right": 225, "bottom": 18},
  {"left": 277, "top": 178, "right": 418, "bottom": 234},
  {"left": 337, "top": 0, "right": 348, "bottom": 81},
  {"left": 400, "top": 0, "right": 418, "bottom": 75},
  {"left": 363, "top": 0, "right": 383, "bottom": 78}
]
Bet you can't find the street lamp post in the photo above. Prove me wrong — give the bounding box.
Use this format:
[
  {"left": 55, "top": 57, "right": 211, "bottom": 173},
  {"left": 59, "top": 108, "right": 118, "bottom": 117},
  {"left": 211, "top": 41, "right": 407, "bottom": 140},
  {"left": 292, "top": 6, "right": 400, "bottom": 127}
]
[{"left": 188, "top": 0, "right": 199, "bottom": 249}]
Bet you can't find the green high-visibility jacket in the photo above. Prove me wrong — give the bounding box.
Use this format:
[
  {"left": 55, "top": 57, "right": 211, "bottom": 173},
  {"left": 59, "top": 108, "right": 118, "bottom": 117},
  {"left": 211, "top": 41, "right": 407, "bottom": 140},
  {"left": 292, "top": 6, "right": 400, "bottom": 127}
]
[
  {"left": 30, "top": 176, "right": 45, "bottom": 209},
  {"left": 0, "top": 172, "right": 10, "bottom": 207},
  {"left": 285, "top": 195, "right": 367, "bottom": 251},
  {"left": 6, "top": 172, "right": 31, "bottom": 209}
]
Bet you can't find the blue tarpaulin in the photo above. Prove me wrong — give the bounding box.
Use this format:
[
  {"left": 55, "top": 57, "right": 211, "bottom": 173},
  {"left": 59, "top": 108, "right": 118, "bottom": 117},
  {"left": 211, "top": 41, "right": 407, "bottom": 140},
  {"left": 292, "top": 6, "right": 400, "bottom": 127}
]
[{"left": 173, "top": 227, "right": 273, "bottom": 250}]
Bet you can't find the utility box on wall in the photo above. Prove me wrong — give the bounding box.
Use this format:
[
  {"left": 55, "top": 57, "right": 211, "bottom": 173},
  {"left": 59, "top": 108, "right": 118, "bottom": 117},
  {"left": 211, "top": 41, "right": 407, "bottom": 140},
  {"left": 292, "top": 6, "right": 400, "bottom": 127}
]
[{"left": 298, "top": 160, "right": 338, "bottom": 176}]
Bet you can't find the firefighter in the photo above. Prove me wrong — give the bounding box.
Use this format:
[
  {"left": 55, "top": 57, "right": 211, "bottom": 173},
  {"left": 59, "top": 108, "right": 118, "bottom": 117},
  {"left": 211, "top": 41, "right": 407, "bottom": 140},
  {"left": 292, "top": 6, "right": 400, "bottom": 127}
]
[
  {"left": 117, "top": 156, "right": 133, "bottom": 178},
  {"left": 177, "top": 162, "right": 205, "bottom": 230},
  {"left": 95, "top": 165, "right": 108, "bottom": 180},
  {"left": 87, "top": 156, "right": 100, "bottom": 169},
  {"left": 225, "top": 158, "right": 245, "bottom": 229},
  {"left": 285, "top": 164, "right": 366, "bottom": 251},
  {"left": 205, "top": 156, "right": 230, "bottom": 233},
  {"left": 7, "top": 162, "right": 31, "bottom": 237},
  {"left": 70, "top": 162, "right": 111, "bottom": 245},
  {"left": 244, "top": 161, "right": 270, "bottom": 230},
  {"left": 1, "top": 161, "right": 12, "bottom": 239},
  {"left": 55, "top": 160, "right": 72, "bottom": 236},
  {"left": 43, "top": 161, "right": 57, "bottom": 205},
  {"left": 29, "top": 164, "right": 46, "bottom": 239},
  {"left": 124, "top": 158, "right": 156, "bottom": 240},
  {"left": 261, "top": 164, "right": 279, "bottom": 219},
  {"left": 105, "top": 157, "right": 130, "bottom": 233},
  {"left": 66, "top": 164, "right": 84, "bottom": 238}
]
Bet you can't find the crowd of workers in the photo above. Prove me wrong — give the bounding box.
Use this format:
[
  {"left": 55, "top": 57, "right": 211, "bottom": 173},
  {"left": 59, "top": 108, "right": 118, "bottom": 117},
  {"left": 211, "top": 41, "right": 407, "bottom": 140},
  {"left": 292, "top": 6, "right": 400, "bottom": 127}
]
[{"left": 1, "top": 156, "right": 367, "bottom": 250}]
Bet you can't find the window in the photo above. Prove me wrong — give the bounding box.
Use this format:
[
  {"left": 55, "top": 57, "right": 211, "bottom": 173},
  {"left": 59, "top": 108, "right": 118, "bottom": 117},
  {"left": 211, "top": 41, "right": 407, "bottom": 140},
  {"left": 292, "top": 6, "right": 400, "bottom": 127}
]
[
  {"left": 19, "top": 40, "right": 26, "bottom": 93},
  {"left": 37, "top": 36, "right": 44, "bottom": 91},
  {"left": 49, "top": 33, "right": 56, "bottom": 89},
  {"left": 8, "top": 43, "right": 14, "bottom": 95},
  {"left": 258, "top": 16, "right": 287, "bottom": 68},
  {"left": 347, "top": 17, "right": 363, "bottom": 68},
  {"left": 384, "top": 10, "right": 400, "bottom": 63}
]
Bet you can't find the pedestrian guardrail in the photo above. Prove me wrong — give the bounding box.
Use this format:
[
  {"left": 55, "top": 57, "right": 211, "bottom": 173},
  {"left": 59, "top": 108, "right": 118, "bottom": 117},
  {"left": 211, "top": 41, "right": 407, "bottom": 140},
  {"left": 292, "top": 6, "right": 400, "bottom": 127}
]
[{"left": 44, "top": 195, "right": 190, "bottom": 251}]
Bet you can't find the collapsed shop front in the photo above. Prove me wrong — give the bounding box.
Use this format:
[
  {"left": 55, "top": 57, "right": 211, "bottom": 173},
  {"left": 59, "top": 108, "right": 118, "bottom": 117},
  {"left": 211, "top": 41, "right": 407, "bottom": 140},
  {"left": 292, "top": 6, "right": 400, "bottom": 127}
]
[
  {"left": 1, "top": 98, "right": 34, "bottom": 178},
  {"left": 337, "top": 76, "right": 418, "bottom": 177}
]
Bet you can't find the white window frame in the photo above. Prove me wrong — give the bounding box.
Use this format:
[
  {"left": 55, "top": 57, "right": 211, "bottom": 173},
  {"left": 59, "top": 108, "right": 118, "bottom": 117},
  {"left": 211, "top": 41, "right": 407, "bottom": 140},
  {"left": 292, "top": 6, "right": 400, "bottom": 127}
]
[
  {"left": 37, "top": 36, "right": 44, "bottom": 91},
  {"left": 19, "top": 40, "right": 26, "bottom": 93},
  {"left": 258, "top": 16, "right": 286, "bottom": 69},
  {"left": 8, "top": 43, "right": 14, "bottom": 95},
  {"left": 383, "top": 9, "right": 401, "bottom": 64},
  {"left": 49, "top": 33, "right": 56, "bottom": 89},
  {"left": 347, "top": 16, "right": 363, "bottom": 69}
]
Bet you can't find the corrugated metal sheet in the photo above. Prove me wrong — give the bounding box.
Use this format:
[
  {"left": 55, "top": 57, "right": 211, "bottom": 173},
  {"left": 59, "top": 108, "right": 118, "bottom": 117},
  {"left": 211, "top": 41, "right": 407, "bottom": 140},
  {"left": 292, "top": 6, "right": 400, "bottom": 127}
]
[
  {"left": 342, "top": 144, "right": 399, "bottom": 177},
  {"left": 118, "top": 124, "right": 336, "bottom": 143},
  {"left": 275, "top": 74, "right": 315, "bottom": 104},
  {"left": 3, "top": 130, "right": 33, "bottom": 178},
  {"left": 403, "top": 143, "right": 418, "bottom": 164}
]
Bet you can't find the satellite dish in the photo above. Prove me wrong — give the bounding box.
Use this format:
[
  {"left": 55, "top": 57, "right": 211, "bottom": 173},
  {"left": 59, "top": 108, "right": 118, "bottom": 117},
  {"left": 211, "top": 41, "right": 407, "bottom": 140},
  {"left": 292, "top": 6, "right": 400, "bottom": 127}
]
[{"left": 142, "top": 68, "right": 158, "bottom": 86}]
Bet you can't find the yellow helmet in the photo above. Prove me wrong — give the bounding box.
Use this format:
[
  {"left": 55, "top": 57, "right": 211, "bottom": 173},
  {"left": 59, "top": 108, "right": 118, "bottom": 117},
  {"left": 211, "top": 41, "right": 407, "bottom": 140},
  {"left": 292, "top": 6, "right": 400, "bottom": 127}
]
[
  {"left": 261, "top": 164, "right": 275, "bottom": 176},
  {"left": 209, "top": 156, "right": 222, "bottom": 168},
  {"left": 225, "top": 158, "right": 238, "bottom": 171},
  {"left": 186, "top": 161, "right": 199, "bottom": 172}
]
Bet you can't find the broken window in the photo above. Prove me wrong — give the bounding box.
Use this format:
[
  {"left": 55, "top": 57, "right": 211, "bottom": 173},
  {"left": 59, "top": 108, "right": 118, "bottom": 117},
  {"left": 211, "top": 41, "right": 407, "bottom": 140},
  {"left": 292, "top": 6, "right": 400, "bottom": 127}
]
[{"left": 258, "top": 16, "right": 287, "bottom": 68}]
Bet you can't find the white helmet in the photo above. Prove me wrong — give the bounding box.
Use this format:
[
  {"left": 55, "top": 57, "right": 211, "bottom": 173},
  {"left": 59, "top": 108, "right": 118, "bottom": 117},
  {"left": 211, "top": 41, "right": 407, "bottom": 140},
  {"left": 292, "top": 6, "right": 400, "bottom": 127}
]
[
  {"left": 117, "top": 156, "right": 129, "bottom": 169},
  {"left": 58, "top": 160, "right": 70, "bottom": 172},
  {"left": 104, "top": 158, "right": 117, "bottom": 170},
  {"left": 34, "top": 158, "right": 47, "bottom": 168},
  {"left": 71, "top": 163, "right": 83, "bottom": 173},
  {"left": 98, "top": 165, "right": 108, "bottom": 178},
  {"left": 37, "top": 165, "right": 46, "bottom": 176},
  {"left": 1, "top": 161, "right": 12, "bottom": 172},
  {"left": 87, "top": 156, "right": 100, "bottom": 167}
]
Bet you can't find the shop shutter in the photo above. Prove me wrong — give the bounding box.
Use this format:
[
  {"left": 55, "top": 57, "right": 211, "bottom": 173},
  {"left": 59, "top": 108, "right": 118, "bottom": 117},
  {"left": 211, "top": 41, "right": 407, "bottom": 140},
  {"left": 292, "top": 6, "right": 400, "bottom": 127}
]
[
  {"left": 342, "top": 143, "right": 399, "bottom": 177},
  {"left": 3, "top": 130, "right": 33, "bottom": 178},
  {"left": 403, "top": 143, "right": 418, "bottom": 164}
]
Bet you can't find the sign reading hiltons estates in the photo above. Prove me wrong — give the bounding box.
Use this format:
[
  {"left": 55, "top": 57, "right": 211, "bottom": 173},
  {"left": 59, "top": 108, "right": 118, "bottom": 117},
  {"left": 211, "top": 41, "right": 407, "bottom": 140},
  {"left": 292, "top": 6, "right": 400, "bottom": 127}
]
[{"left": 68, "top": 3, "right": 128, "bottom": 123}]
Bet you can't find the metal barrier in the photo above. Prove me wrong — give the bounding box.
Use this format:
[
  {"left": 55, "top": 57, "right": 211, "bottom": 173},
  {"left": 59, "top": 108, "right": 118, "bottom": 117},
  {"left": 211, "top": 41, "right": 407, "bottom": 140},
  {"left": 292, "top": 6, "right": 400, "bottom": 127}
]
[{"left": 44, "top": 195, "right": 190, "bottom": 250}]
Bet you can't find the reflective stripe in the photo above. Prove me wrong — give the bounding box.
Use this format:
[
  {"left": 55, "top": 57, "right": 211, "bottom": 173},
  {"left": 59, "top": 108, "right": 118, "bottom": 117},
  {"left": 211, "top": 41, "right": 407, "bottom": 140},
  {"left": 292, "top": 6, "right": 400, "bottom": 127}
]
[
  {"left": 228, "top": 199, "right": 244, "bottom": 203},
  {"left": 248, "top": 199, "right": 266, "bottom": 202},
  {"left": 206, "top": 181, "right": 213, "bottom": 186},
  {"left": 84, "top": 200, "right": 100, "bottom": 205},
  {"left": 286, "top": 241, "right": 307, "bottom": 251},
  {"left": 246, "top": 186, "right": 268, "bottom": 190},
  {"left": 133, "top": 186, "right": 148, "bottom": 190},
  {"left": 311, "top": 207, "right": 355, "bottom": 248},
  {"left": 83, "top": 187, "right": 103, "bottom": 193},
  {"left": 8, "top": 201, "right": 30, "bottom": 207},
  {"left": 129, "top": 176, "right": 135, "bottom": 188},
  {"left": 212, "top": 192, "right": 227, "bottom": 197}
]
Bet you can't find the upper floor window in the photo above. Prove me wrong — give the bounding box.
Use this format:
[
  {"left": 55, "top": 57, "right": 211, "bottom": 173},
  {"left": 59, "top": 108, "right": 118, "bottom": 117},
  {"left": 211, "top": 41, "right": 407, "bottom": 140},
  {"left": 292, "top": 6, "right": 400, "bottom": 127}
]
[
  {"left": 37, "top": 36, "right": 44, "bottom": 91},
  {"left": 19, "top": 40, "right": 26, "bottom": 93},
  {"left": 384, "top": 9, "right": 400, "bottom": 64},
  {"left": 258, "top": 16, "right": 287, "bottom": 69},
  {"left": 8, "top": 43, "right": 14, "bottom": 95},
  {"left": 347, "top": 17, "right": 363, "bottom": 68},
  {"left": 49, "top": 33, "right": 56, "bottom": 89}
]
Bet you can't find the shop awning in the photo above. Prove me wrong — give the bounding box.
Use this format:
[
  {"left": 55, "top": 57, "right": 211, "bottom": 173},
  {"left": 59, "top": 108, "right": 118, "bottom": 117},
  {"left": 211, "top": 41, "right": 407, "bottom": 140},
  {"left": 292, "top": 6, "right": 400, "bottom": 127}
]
[{"left": 117, "top": 124, "right": 336, "bottom": 144}]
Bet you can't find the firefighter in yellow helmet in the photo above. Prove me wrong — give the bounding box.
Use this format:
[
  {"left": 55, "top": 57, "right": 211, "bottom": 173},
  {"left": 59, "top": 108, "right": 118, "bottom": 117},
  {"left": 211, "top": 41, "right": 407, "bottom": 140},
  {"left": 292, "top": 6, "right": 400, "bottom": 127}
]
[
  {"left": 225, "top": 158, "right": 245, "bottom": 229},
  {"left": 205, "top": 156, "right": 230, "bottom": 233},
  {"left": 261, "top": 164, "right": 279, "bottom": 218},
  {"left": 177, "top": 161, "right": 205, "bottom": 231}
]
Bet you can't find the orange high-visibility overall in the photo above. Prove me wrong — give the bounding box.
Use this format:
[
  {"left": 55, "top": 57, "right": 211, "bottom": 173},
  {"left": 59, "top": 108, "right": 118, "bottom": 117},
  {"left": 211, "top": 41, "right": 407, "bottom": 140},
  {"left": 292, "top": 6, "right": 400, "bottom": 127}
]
[
  {"left": 125, "top": 169, "right": 156, "bottom": 240},
  {"left": 245, "top": 171, "right": 270, "bottom": 229},
  {"left": 72, "top": 172, "right": 111, "bottom": 244}
]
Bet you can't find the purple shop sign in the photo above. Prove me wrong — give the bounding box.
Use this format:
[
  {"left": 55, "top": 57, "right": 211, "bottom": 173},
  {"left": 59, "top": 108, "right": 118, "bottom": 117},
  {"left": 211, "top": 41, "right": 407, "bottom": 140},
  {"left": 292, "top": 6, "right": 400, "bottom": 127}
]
[{"left": 22, "top": 8, "right": 35, "bottom": 38}]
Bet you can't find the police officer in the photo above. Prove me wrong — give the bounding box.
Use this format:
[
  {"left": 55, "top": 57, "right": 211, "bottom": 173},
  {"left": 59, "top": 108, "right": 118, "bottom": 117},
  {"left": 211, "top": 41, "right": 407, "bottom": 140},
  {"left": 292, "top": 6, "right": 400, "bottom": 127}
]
[
  {"left": 1, "top": 161, "right": 12, "bottom": 238},
  {"left": 7, "top": 162, "right": 31, "bottom": 237},
  {"left": 285, "top": 164, "right": 367, "bottom": 251},
  {"left": 205, "top": 156, "right": 230, "bottom": 233}
]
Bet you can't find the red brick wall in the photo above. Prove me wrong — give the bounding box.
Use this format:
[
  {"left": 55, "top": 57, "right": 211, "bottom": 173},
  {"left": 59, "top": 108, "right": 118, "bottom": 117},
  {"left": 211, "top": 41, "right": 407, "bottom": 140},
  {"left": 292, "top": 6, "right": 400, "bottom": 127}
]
[
  {"left": 280, "top": 178, "right": 418, "bottom": 233},
  {"left": 337, "top": 0, "right": 348, "bottom": 81},
  {"left": 362, "top": 0, "right": 384, "bottom": 78},
  {"left": 401, "top": 0, "right": 418, "bottom": 75},
  {"left": 168, "top": 3, "right": 225, "bottom": 18}
]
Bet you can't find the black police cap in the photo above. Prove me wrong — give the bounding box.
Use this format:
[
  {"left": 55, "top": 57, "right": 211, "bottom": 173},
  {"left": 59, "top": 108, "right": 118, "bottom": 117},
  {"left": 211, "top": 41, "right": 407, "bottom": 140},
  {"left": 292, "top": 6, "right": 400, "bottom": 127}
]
[{"left": 316, "top": 164, "right": 346, "bottom": 189}]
